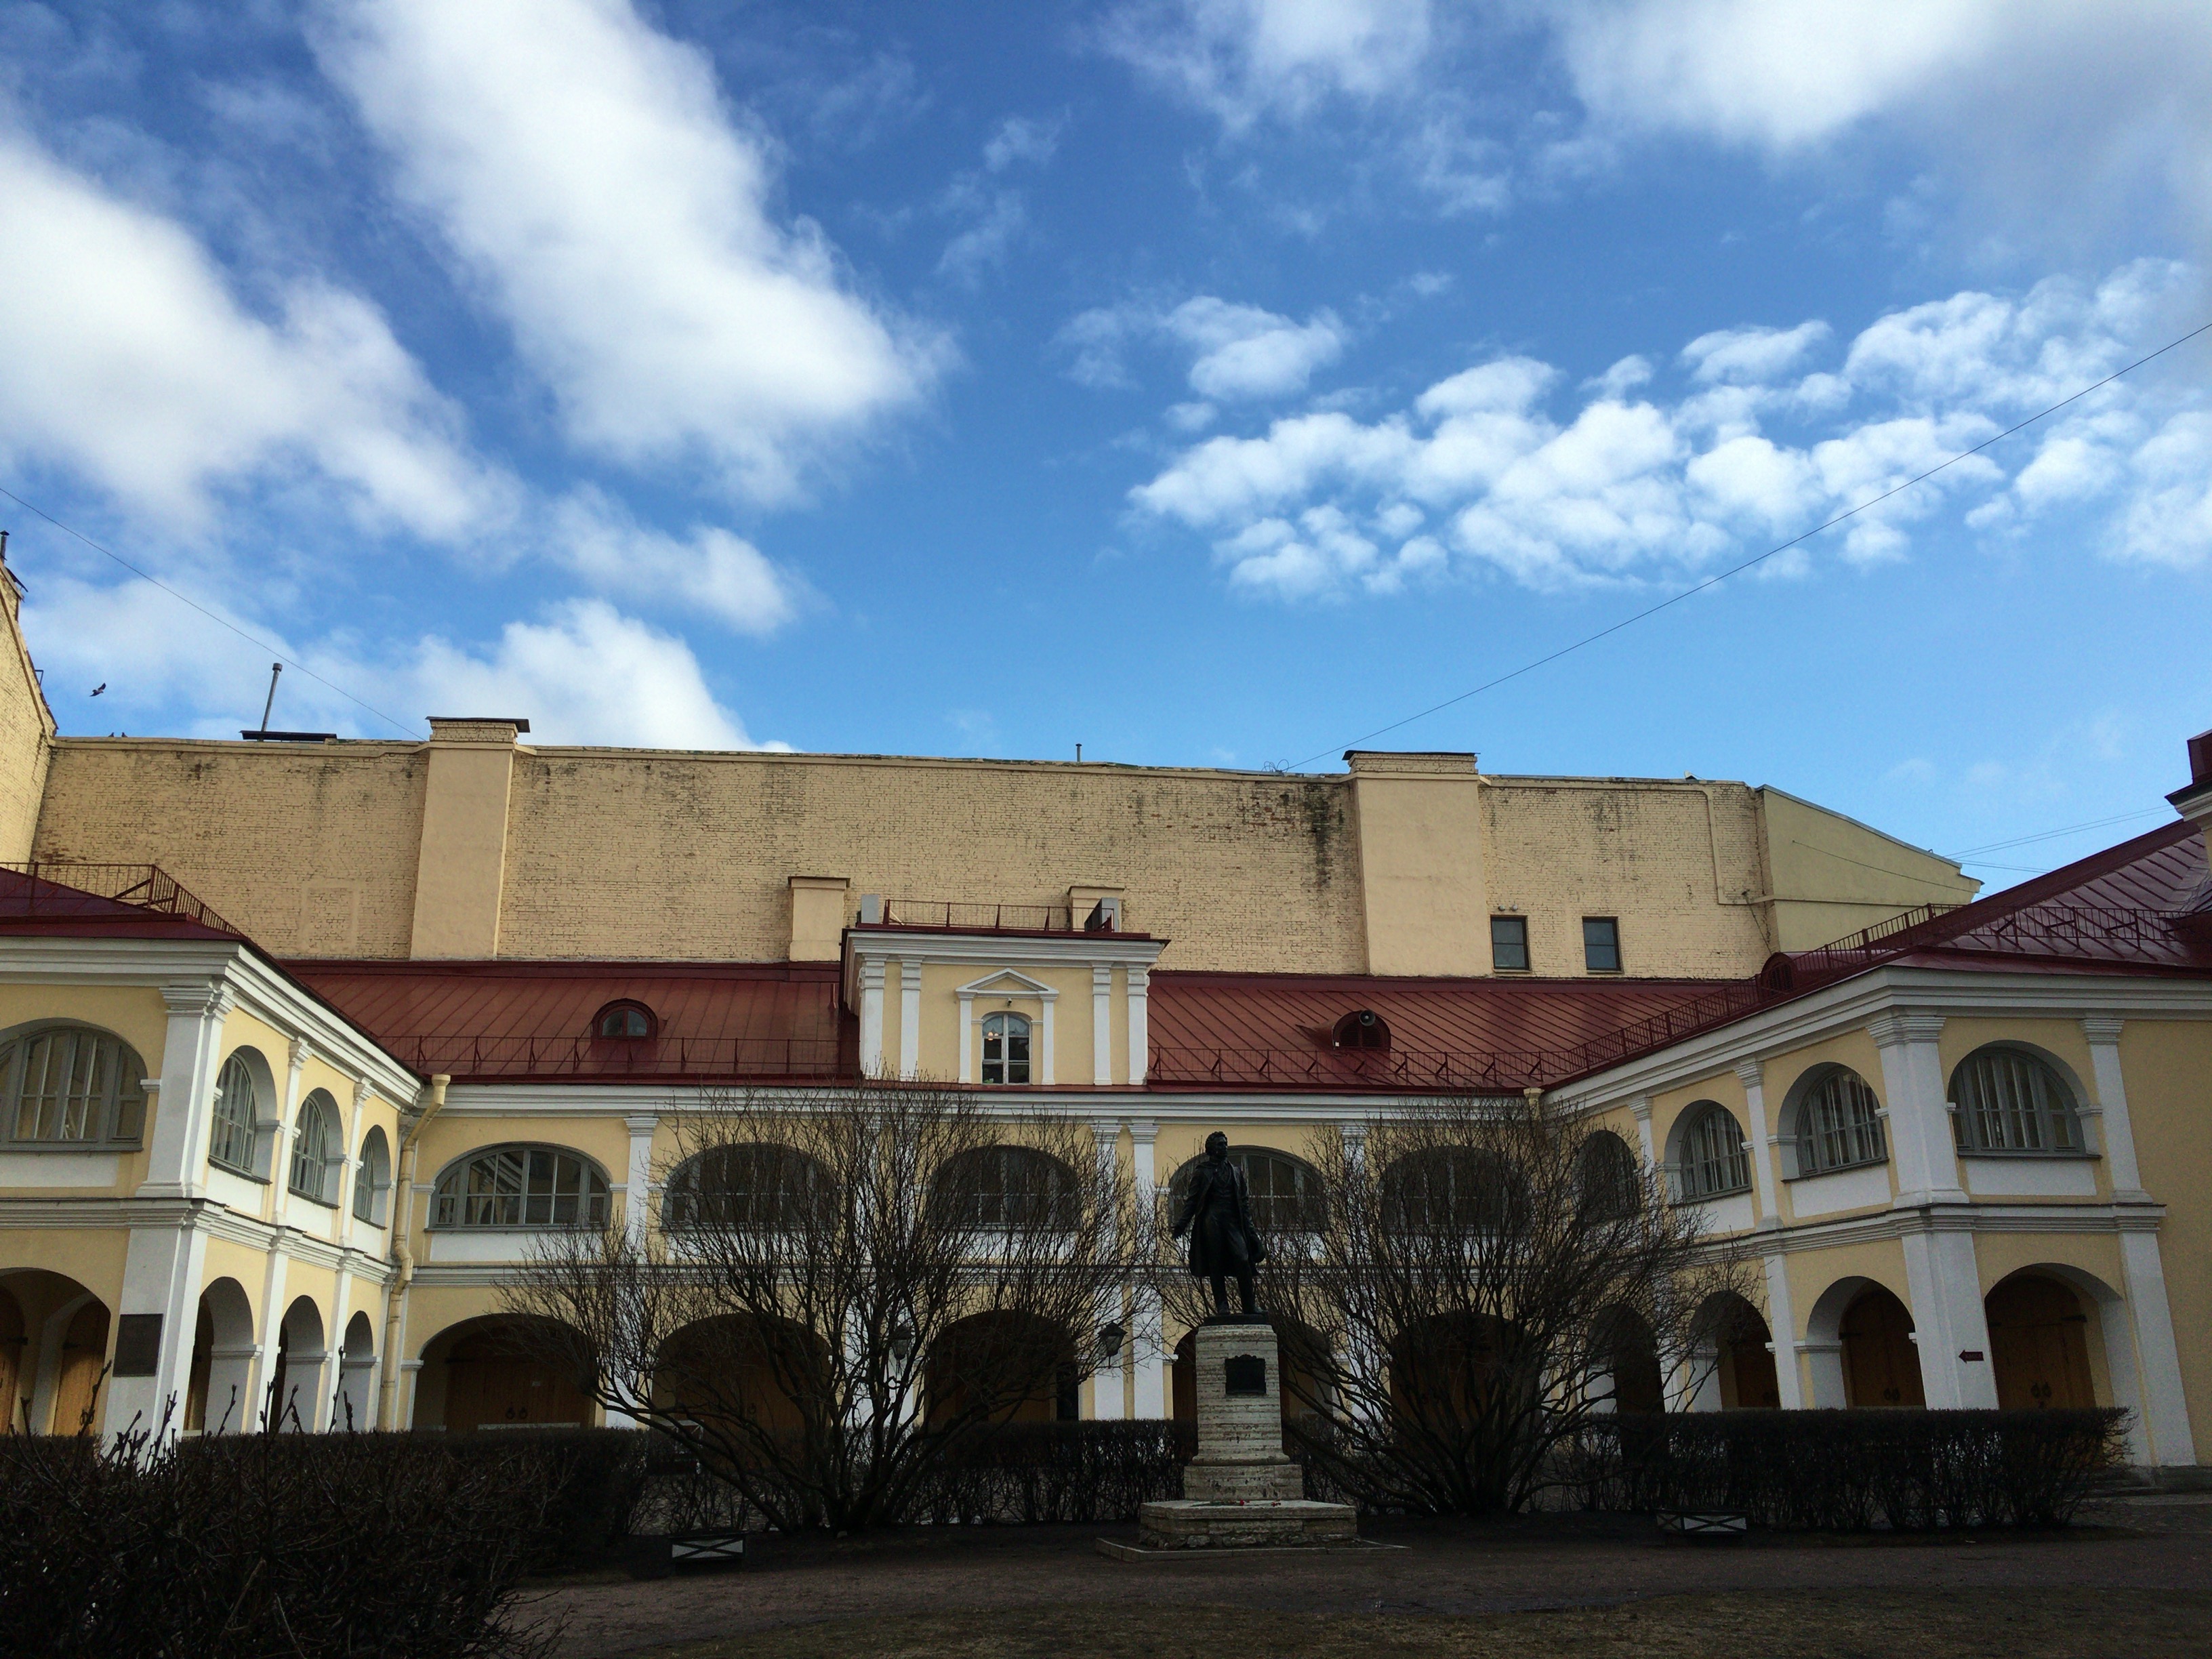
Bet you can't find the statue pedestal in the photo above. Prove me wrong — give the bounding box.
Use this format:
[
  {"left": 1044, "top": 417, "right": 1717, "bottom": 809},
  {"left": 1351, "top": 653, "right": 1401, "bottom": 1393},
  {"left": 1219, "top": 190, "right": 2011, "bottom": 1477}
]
[{"left": 1137, "top": 1319, "right": 1357, "bottom": 1550}]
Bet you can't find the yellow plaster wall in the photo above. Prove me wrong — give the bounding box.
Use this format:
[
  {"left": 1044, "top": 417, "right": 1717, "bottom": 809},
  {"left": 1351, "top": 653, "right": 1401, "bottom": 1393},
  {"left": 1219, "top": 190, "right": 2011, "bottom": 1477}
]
[
  {"left": 1347, "top": 754, "right": 1488, "bottom": 976},
  {"left": 1760, "top": 787, "right": 1982, "bottom": 952},
  {"left": 1482, "top": 779, "right": 1774, "bottom": 976},
  {"left": 2108, "top": 1019, "right": 2212, "bottom": 1447},
  {"left": 33, "top": 739, "right": 428, "bottom": 957}
]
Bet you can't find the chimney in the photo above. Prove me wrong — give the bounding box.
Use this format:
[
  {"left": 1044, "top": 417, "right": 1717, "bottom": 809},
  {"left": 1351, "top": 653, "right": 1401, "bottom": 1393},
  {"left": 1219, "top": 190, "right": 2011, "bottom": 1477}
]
[{"left": 2168, "top": 727, "right": 2212, "bottom": 874}]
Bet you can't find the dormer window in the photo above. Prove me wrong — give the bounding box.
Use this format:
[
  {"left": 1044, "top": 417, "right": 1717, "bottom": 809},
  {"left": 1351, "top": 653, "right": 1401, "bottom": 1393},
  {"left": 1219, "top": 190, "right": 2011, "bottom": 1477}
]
[
  {"left": 592, "top": 1000, "right": 657, "bottom": 1041},
  {"left": 1333, "top": 1009, "right": 1390, "bottom": 1051}
]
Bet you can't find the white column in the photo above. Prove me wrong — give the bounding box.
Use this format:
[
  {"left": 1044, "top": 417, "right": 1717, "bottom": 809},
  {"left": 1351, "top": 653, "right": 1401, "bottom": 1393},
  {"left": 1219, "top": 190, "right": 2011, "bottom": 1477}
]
[
  {"left": 1629, "top": 1096, "right": 1656, "bottom": 1170},
  {"left": 957, "top": 991, "right": 975, "bottom": 1084},
  {"left": 1736, "top": 1059, "right": 1780, "bottom": 1222},
  {"left": 2116, "top": 1218, "right": 2200, "bottom": 1466},
  {"left": 1090, "top": 1118, "right": 1126, "bottom": 1420},
  {"left": 1870, "top": 1012, "right": 1965, "bottom": 1204},
  {"left": 622, "top": 1113, "right": 658, "bottom": 1246},
  {"left": 1899, "top": 1224, "right": 1997, "bottom": 1409},
  {"left": 1128, "top": 1118, "right": 1166, "bottom": 1418},
  {"left": 137, "top": 981, "right": 234, "bottom": 1200},
  {"left": 1038, "top": 994, "right": 1056, "bottom": 1086},
  {"left": 108, "top": 1219, "right": 211, "bottom": 1442},
  {"left": 898, "top": 960, "right": 922, "bottom": 1080},
  {"left": 1126, "top": 966, "right": 1150, "bottom": 1084},
  {"left": 857, "top": 956, "right": 886, "bottom": 1078},
  {"left": 1092, "top": 966, "right": 1113, "bottom": 1086}
]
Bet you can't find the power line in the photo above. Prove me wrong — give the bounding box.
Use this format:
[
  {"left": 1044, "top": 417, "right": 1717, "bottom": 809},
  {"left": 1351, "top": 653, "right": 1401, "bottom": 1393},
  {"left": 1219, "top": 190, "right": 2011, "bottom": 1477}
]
[
  {"left": 1947, "top": 806, "right": 2165, "bottom": 859},
  {"left": 1292, "top": 317, "right": 2212, "bottom": 771},
  {"left": 0, "top": 485, "right": 424, "bottom": 739}
]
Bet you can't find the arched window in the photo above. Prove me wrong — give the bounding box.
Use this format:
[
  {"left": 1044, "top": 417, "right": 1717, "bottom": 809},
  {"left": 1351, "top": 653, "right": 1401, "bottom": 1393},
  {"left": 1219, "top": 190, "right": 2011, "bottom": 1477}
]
[
  {"left": 663, "top": 1143, "right": 835, "bottom": 1231},
  {"left": 1792, "top": 1066, "right": 1887, "bottom": 1175},
  {"left": 1677, "top": 1103, "right": 1750, "bottom": 1200},
  {"left": 1168, "top": 1146, "right": 1328, "bottom": 1234},
  {"left": 353, "top": 1127, "right": 392, "bottom": 1224},
  {"left": 980, "top": 1012, "right": 1031, "bottom": 1085},
  {"left": 1382, "top": 1147, "right": 1525, "bottom": 1233},
  {"left": 592, "top": 1000, "right": 656, "bottom": 1041},
  {"left": 289, "top": 1089, "right": 340, "bottom": 1203},
  {"left": 1332, "top": 1009, "right": 1390, "bottom": 1051},
  {"left": 209, "top": 1053, "right": 262, "bottom": 1174},
  {"left": 431, "top": 1146, "right": 611, "bottom": 1229},
  {"left": 931, "top": 1145, "right": 1077, "bottom": 1231},
  {"left": 1575, "top": 1130, "right": 1641, "bottom": 1221},
  {"left": 1, "top": 1023, "right": 148, "bottom": 1146},
  {"left": 1950, "top": 1046, "right": 2083, "bottom": 1154}
]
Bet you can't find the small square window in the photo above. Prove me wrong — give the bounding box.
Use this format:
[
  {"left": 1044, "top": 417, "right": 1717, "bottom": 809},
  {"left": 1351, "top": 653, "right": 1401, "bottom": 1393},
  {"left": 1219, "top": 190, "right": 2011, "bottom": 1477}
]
[
  {"left": 1583, "top": 916, "right": 1622, "bottom": 973},
  {"left": 1490, "top": 915, "right": 1530, "bottom": 972}
]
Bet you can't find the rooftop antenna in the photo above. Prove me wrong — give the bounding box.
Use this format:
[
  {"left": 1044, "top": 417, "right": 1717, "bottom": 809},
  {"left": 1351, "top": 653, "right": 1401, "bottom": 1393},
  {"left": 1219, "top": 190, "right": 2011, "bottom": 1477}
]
[
  {"left": 259, "top": 662, "right": 283, "bottom": 733},
  {"left": 1076, "top": 743, "right": 1082, "bottom": 763}
]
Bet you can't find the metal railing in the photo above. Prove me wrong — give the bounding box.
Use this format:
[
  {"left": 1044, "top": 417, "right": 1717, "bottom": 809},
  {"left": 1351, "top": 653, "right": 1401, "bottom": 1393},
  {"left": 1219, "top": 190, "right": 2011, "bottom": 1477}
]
[
  {"left": 0, "top": 861, "right": 242, "bottom": 936},
  {"left": 382, "top": 1032, "right": 847, "bottom": 1080},
  {"left": 873, "top": 899, "right": 1117, "bottom": 933}
]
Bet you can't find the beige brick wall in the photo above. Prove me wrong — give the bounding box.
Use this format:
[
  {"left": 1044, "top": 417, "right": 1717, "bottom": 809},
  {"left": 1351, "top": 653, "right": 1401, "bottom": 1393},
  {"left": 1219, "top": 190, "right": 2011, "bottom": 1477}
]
[{"left": 33, "top": 740, "right": 427, "bottom": 956}]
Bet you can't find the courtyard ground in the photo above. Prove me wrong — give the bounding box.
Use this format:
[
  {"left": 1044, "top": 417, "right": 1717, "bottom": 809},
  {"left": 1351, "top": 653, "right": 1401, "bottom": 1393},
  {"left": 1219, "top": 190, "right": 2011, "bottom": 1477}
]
[{"left": 535, "top": 1491, "right": 2212, "bottom": 1658}]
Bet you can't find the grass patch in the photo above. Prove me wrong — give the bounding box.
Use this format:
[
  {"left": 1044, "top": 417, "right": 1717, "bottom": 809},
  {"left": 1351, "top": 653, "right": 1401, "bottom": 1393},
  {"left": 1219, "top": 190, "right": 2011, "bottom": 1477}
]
[{"left": 650, "top": 1588, "right": 2212, "bottom": 1659}]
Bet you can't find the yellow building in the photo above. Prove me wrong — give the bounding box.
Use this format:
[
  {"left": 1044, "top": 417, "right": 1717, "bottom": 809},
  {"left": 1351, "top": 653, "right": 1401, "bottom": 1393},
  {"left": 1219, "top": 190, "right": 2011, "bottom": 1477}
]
[{"left": 0, "top": 544, "right": 2203, "bottom": 1477}]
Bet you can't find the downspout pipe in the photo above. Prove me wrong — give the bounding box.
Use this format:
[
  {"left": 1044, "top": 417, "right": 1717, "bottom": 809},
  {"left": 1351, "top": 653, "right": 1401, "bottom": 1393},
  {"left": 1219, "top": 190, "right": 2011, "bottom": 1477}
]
[{"left": 377, "top": 1074, "right": 447, "bottom": 1429}]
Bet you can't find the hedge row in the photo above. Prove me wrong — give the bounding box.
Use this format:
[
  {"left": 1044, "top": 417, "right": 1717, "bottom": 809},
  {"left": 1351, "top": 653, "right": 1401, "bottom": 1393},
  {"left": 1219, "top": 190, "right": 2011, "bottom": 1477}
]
[
  {"left": 0, "top": 1429, "right": 564, "bottom": 1659},
  {"left": 1564, "top": 1408, "right": 2126, "bottom": 1530}
]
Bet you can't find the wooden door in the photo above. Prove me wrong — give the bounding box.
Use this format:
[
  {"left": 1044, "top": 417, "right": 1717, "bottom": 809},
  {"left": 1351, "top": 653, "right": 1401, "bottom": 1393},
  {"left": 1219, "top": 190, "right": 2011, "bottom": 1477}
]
[
  {"left": 51, "top": 1303, "right": 110, "bottom": 1435},
  {"left": 1987, "top": 1276, "right": 2095, "bottom": 1410},
  {"left": 1841, "top": 1288, "right": 1925, "bottom": 1408},
  {"left": 445, "top": 1330, "right": 589, "bottom": 1431},
  {"left": 1725, "top": 1336, "right": 1781, "bottom": 1409}
]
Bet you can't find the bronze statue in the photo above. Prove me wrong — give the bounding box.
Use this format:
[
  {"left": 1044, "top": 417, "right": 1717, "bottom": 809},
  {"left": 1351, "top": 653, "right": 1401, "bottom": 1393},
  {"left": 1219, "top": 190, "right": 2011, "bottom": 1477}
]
[{"left": 1172, "top": 1132, "right": 1268, "bottom": 1319}]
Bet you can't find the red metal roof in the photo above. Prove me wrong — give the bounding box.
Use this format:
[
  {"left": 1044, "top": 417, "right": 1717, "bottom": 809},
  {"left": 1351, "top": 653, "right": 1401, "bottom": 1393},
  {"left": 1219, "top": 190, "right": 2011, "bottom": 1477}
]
[
  {"left": 0, "top": 863, "right": 242, "bottom": 941},
  {"left": 1147, "top": 972, "right": 1730, "bottom": 1092},
  {"left": 285, "top": 960, "right": 850, "bottom": 1082}
]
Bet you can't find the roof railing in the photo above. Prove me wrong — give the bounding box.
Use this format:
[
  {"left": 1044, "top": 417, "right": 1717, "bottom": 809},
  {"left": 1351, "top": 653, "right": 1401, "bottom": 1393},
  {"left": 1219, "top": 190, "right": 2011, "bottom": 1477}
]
[
  {"left": 383, "top": 1033, "right": 848, "bottom": 1080},
  {"left": 866, "top": 898, "right": 1121, "bottom": 934},
  {"left": 0, "top": 861, "right": 242, "bottom": 936}
]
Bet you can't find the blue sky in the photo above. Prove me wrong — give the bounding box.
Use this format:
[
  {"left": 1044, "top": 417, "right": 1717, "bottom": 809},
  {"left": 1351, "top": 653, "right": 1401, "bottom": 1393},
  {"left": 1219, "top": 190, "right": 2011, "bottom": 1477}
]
[{"left": 3, "top": 1, "right": 2209, "bottom": 892}]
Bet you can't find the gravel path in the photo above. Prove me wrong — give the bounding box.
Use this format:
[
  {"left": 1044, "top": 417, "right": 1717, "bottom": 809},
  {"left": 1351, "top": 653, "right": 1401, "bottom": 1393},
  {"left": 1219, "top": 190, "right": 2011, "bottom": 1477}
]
[{"left": 535, "top": 1498, "right": 2212, "bottom": 1658}]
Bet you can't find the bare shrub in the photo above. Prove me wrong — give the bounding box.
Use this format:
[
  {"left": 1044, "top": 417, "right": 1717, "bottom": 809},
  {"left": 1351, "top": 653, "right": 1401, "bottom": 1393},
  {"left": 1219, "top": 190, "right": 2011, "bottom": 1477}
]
[
  {"left": 1151, "top": 1097, "right": 1757, "bottom": 1515},
  {"left": 504, "top": 1080, "right": 1131, "bottom": 1532}
]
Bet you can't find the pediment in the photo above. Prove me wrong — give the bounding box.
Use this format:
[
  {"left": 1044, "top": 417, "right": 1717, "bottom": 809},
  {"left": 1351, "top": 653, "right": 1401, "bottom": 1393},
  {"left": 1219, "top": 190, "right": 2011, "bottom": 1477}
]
[{"left": 956, "top": 968, "right": 1058, "bottom": 1000}]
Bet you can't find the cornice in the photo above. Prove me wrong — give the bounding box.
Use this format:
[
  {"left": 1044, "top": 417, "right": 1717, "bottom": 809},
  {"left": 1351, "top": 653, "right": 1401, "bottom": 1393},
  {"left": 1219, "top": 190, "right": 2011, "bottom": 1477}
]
[{"left": 847, "top": 931, "right": 1167, "bottom": 970}]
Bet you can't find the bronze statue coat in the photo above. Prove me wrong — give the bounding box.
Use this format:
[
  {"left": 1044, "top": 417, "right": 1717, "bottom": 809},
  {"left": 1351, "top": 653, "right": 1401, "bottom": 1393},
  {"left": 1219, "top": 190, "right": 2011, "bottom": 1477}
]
[{"left": 1174, "top": 1156, "right": 1270, "bottom": 1279}]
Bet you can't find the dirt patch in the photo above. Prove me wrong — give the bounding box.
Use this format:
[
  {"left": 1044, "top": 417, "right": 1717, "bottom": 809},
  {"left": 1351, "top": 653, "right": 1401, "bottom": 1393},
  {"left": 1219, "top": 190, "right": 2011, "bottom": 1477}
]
[{"left": 640, "top": 1589, "right": 2212, "bottom": 1659}]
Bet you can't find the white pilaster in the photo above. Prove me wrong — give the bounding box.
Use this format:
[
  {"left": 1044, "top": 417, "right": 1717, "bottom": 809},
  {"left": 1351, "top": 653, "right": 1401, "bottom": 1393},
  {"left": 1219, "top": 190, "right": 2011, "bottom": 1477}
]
[
  {"left": 1092, "top": 965, "right": 1113, "bottom": 1086},
  {"left": 269, "top": 1037, "right": 310, "bottom": 1223},
  {"left": 108, "top": 1218, "right": 211, "bottom": 1442},
  {"left": 1736, "top": 1059, "right": 1778, "bottom": 1221},
  {"left": 1126, "top": 966, "right": 1150, "bottom": 1084},
  {"left": 899, "top": 960, "right": 922, "bottom": 1080},
  {"left": 957, "top": 990, "right": 975, "bottom": 1083},
  {"left": 623, "top": 1112, "right": 658, "bottom": 1246},
  {"left": 2081, "top": 1017, "right": 2145, "bottom": 1195},
  {"left": 2116, "top": 1221, "right": 2199, "bottom": 1466},
  {"left": 137, "top": 981, "right": 234, "bottom": 1200},
  {"left": 857, "top": 957, "right": 886, "bottom": 1078},
  {"left": 1128, "top": 1119, "right": 1166, "bottom": 1418},
  {"left": 1629, "top": 1096, "right": 1656, "bottom": 1170},
  {"left": 1761, "top": 1253, "right": 1804, "bottom": 1408},
  {"left": 1090, "top": 1118, "right": 1126, "bottom": 1420},
  {"left": 1038, "top": 994, "right": 1056, "bottom": 1085},
  {"left": 1870, "top": 1012, "right": 1965, "bottom": 1204}
]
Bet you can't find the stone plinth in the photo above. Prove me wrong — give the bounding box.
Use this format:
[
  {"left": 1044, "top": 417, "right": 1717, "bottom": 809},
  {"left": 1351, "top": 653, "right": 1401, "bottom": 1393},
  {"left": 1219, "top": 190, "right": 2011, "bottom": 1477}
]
[{"left": 1136, "top": 1318, "right": 1357, "bottom": 1550}]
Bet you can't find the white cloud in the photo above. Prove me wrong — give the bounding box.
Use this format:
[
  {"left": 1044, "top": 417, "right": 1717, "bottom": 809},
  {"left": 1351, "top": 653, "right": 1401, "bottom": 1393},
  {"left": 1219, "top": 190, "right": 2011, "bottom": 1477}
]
[
  {"left": 1059, "top": 294, "right": 1348, "bottom": 401},
  {"left": 23, "top": 578, "right": 783, "bottom": 749},
  {"left": 1130, "top": 261, "right": 2209, "bottom": 596},
  {"left": 983, "top": 115, "right": 1063, "bottom": 172},
  {"left": 550, "top": 491, "right": 802, "bottom": 636},
  {"left": 0, "top": 127, "right": 508, "bottom": 539},
  {"left": 315, "top": 0, "right": 943, "bottom": 504},
  {"left": 1099, "top": 0, "right": 1434, "bottom": 131},
  {"left": 1544, "top": 0, "right": 2212, "bottom": 247}
]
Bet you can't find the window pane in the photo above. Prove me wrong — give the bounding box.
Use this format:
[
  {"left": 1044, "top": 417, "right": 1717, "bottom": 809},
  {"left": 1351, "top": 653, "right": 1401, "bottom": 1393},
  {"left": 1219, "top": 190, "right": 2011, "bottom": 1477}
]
[
  {"left": 1490, "top": 916, "right": 1529, "bottom": 972},
  {"left": 1582, "top": 918, "right": 1621, "bottom": 973},
  {"left": 210, "top": 1057, "right": 258, "bottom": 1170}
]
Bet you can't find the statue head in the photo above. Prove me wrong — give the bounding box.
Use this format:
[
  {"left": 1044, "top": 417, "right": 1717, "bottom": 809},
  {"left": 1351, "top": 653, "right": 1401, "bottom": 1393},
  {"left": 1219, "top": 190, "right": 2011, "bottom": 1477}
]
[{"left": 1205, "top": 1131, "right": 1229, "bottom": 1159}]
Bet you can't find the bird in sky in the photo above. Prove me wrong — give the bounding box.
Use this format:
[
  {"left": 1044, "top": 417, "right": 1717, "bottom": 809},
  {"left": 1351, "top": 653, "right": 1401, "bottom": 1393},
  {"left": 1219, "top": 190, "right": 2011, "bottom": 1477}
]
[{"left": 89, "top": 683, "right": 104, "bottom": 696}]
